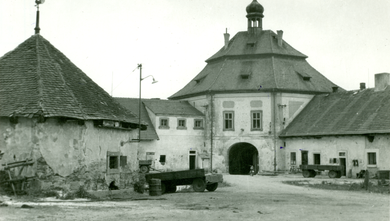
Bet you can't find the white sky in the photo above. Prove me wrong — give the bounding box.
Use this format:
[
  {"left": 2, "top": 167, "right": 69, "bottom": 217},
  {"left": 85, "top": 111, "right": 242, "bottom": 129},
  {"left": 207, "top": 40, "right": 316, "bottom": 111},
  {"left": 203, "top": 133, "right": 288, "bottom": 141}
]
[{"left": 1, "top": 0, "right": 389, "bottom": 99}]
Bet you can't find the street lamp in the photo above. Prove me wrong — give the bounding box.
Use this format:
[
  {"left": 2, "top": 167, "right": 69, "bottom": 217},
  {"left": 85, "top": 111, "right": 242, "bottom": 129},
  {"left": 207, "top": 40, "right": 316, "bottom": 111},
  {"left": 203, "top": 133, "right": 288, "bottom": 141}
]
[{"left": 137, "top": 64, "right": 158, "bottom": 142}]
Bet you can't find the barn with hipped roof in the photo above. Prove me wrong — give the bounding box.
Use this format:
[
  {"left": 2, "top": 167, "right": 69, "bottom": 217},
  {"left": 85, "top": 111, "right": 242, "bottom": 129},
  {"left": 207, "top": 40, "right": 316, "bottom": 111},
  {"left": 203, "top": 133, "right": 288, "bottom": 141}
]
[{"left": 0, "top": 32, "right": 146, "bottom": 190}]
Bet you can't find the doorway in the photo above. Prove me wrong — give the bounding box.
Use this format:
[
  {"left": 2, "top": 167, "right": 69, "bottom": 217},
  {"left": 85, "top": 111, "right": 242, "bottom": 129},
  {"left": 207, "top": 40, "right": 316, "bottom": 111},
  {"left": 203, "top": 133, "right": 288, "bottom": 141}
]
[
  {"left": 189, "top": 151, "right": 196, "bottom": 170},
  {"left": 228, "top": 143, "right": 259, "bottom": 175},
  {"left": 313, "top": 154, "right": 321, "bottom": 165},
  {"left": 339, "top": 158, "right": 346, "bottom": 176},
  {"left": 301, "top": 151, "right": 308, "bottom": 165}
]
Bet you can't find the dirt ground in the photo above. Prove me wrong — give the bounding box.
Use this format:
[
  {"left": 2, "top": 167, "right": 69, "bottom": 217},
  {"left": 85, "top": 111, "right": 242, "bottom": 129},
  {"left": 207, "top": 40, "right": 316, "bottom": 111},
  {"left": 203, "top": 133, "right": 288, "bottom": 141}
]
[{"left": 1, "top": 174, "right": 389, "bottom": 221}]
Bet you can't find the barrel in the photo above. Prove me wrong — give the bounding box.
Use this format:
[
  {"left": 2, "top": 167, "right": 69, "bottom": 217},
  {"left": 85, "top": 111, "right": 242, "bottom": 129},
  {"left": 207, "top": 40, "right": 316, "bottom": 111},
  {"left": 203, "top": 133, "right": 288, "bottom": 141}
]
[{"left": 149, "top": 179, "right": 162, "bottom": 196}]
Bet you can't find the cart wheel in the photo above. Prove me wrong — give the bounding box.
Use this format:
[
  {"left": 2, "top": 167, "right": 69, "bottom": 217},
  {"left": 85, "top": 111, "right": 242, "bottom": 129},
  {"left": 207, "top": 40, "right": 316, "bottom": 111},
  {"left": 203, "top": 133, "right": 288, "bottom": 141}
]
[
  {"left": 328, "top": 170, "right": 337, "bottom": 178},
  {"left": 309, "top": 170, "right": 317, "bottom": 177},
  {"left": 192, "top": 178, "right": 206, "bottom": 192},
  {"left": 206, "top": 183, "right": 218, "bottom": 192},
  {"left": 140, "top": 165, "right": 149, "bottom": 173},
  {"left": 336, "top": 171, "right": 342, "bottom": 178},
  {"left": 302, "top": 170, "right": 311, "bottom": 178}
]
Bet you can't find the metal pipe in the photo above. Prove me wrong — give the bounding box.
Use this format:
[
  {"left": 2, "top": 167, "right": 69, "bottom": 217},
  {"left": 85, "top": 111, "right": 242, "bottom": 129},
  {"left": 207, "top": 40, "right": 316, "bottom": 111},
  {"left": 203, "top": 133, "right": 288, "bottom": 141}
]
[
  {"left": 138, "top": 64, "right": 142, "bottom": 142},
  {"left": 210, "top": 94, "right": 214, "bottom": 172}
]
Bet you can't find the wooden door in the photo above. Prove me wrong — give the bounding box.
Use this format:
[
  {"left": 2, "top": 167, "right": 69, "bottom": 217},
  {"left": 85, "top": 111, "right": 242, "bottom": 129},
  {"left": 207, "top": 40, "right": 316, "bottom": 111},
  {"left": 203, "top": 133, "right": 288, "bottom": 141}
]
[
  {"left": 339, "top": 158, "right": 346, "bottom": 176},
  {"left": 189, "top": 155, "right": 196, "bottom": 170},
  {"left": 301, "top": 151, "right": 308, "bottom": 165}
]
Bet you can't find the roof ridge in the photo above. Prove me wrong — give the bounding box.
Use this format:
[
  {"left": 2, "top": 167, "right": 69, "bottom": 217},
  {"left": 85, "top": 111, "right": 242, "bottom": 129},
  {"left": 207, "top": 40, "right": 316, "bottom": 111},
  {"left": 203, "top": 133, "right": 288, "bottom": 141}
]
[
  {"left": 207, "top": 58, "right": 227, "bottom": 92},
  {"left": 39, "top": 35, "right": 87, "bottom": 119},
  {"left": 270, "top": 56, "right": 278, "bottom": 89},
  {"left": 35, "top": 35, "right": 46, "bottom": 114}
]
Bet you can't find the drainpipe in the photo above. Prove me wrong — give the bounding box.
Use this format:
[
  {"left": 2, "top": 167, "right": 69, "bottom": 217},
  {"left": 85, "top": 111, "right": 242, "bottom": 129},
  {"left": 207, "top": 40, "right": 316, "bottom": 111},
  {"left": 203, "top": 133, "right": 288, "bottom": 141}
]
[
  {"left": 271, "top": 92, "right": 277, "bottom": 173},
  {"left": 210, "top": 94, "right": 214, "bottom": 173}
]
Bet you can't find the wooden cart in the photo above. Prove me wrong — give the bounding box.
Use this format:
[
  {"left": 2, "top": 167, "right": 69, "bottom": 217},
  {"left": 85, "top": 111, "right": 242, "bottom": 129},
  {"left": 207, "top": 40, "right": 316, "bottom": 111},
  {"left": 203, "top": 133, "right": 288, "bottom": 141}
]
[
  {"left": 1, "top": 159, "right": 35, "bottom": 196},
  {"left": 145, "top": 169, "right": 223, "bottom": 194},
  {"left": 300, "top": 165, "right": 345, "bottom": 178}
]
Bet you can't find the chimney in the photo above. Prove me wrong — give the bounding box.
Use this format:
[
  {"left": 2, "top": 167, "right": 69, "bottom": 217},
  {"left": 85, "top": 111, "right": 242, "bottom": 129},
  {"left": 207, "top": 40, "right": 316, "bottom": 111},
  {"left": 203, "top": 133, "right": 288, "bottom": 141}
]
[
  {"left": 360, "top": 83, "right": 366, "bottom": 90},
  {"left": 374, "top": 73, "right": 390, "bottom": 92},
  {"left": 332, "top": 86, "right": 338, "bottom": 93},
  {"left": 224, "top": 28, "right": 230, "bottom": 50},
  {"left": 277, "top": 30, "right": 283, "bottom": 47}
]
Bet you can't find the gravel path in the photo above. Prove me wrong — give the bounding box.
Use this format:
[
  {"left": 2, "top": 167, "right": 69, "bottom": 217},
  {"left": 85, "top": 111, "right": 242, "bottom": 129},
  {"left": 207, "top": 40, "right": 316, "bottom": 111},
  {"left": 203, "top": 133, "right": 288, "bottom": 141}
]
[{"left": 1, "top": 174, "right": 389, "bottom": 221}]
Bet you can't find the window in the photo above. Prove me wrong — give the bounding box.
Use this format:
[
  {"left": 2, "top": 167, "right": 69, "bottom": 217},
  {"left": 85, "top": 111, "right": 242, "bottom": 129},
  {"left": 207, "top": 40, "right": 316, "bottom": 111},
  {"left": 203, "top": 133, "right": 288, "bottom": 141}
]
[
  {"left": 177, "top": 119, "right": 187, "bottom": 130},
  {"left": 290, "top": 152, "right": 296, "bottom": 165},
  {"left": 251, "top": 111, "right": 263, "bottom": 131},
  {"left": 194, "top": 119, "right": 203, "bottom": 129},
  {"left": 367, "top": 153, "right": 377, "bottom": 165},
  {"left": 159, "top": 118, "right": 169, "bottom": 129},
  {"left": 107, "top": 151, "right": 127, "bottom": 173},
  {"left": 314, "top": 154, "right": 321, "bottom": 165},
  {"left": 159, "top": 155, "right": 166, "bottom": 163},
  {"left": 223, "top": 111, "right": 234, "bottom": 131},
  {"left": 109, "top": 156, "right": 119, "bottom": 169}
]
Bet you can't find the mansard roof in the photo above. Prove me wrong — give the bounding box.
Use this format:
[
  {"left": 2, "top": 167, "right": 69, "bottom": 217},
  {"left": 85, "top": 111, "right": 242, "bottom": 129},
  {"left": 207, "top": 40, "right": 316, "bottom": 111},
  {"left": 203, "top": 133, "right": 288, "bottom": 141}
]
[
  {"left": 169, "top": 30, "right": 341, "bottom": 100},
  {"left": 0, "top": 34, "right": 143, "bottom": 126}
]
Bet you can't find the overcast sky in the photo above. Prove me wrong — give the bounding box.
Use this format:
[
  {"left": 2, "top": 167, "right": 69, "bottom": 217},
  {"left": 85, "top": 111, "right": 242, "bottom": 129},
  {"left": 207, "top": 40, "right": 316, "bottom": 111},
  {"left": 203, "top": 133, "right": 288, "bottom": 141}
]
[{"left": 1, "top": 0, "right": 389, "bottom": 99}]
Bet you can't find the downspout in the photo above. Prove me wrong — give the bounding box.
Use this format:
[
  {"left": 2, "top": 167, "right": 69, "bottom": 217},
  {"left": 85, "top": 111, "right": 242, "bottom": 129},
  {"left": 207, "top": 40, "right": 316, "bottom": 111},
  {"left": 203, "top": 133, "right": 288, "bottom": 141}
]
[
  {"left": 210, "top": 94, "right": 214, "bottom": 172},
  {"left": 271, "top": 91, "right": 277, "bottom": 173}
]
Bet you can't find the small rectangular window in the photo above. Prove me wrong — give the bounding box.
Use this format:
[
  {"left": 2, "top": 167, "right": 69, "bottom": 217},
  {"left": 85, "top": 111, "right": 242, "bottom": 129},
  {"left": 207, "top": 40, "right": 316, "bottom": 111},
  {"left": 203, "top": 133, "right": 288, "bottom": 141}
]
[
  {"left": 290, "top": 152, "right": 296, "bottom": 165},
  {"left": 120, "top": 156, "right": 127, "bottom": 167},
  {"left": 339, "top": 152, "right": 346, "bottom": 157},
  {"left": 251, "top": 110, "right": 263, "bottom": 131},
  {"left": 223, "top": 111, "right": 234, "bottom": 131},
  {"left": 177, "top": 119, "right": 187, "bottom": 129},
  {"left": 367, "top": 153, "right": 376, "bottom": 165},
  {"left": 159, "top": 118, "right": 169, "bottom": 129},
  {"left": 107, "top": 151, "right": 125, "bottom": 173},
  {"left": 109, "top": 156, "right": 119, "bottom": 169},
  {"left": 159, "top": 155, "right": 166, "bottom": 163},
  {"left": 194, "top": 119, "right": 203, "bottom": 129}
]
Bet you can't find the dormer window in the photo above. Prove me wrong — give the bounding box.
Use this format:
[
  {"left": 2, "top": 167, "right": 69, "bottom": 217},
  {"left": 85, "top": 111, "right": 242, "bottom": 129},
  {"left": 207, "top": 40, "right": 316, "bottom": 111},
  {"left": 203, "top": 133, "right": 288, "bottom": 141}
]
[
  {"left": 241, "top": 73, "right": 251, "bottom": 79},
  {"left": 194, "top": 76, "right": 206, "bottom": 84},
  {"left": 296, "top": 71, "right": 311, "bottom": 81},
  {"left": 246, "top": 41, "right": 256, "bottom": 47}
]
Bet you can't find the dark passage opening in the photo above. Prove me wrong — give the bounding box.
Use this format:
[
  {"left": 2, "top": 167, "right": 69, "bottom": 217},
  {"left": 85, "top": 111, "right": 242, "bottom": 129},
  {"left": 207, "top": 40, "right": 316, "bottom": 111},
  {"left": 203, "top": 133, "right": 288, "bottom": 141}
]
[{"left": 229, "top": 143, "right": 258, "bottom": 175}]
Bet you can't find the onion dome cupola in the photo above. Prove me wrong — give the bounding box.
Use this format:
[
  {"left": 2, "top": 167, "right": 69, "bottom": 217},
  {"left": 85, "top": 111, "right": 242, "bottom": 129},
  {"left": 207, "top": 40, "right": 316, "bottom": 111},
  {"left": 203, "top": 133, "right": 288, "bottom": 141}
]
[{"left": 246, "top": 0, "right": 264, "bottom": 33}]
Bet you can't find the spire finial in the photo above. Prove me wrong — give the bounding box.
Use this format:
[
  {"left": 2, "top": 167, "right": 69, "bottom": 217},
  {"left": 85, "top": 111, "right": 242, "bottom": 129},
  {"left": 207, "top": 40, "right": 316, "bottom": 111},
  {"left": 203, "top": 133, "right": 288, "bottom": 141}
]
[{"left": 34, "top": 0, "right": 45, "bottom": 34}]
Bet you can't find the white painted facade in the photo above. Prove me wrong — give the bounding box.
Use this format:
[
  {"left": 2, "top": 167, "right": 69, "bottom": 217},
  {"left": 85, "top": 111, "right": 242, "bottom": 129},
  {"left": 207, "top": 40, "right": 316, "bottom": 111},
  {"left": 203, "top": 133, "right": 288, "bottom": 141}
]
[
  {"left": 138, "top": 107, "right": 206, "bottom": 171},
  {"left": 284, "top": 135, "right": 390, "bottom": 178},
  {"left": 182, "top": 92, "right": 314, "bottom": 173}
]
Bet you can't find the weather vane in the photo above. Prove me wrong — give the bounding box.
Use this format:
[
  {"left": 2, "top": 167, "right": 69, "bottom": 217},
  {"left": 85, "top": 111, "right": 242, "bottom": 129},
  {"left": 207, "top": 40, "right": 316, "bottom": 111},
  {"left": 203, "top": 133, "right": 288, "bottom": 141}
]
[{"left": 34, "top": 0, "right": 45, "bottom": 34}]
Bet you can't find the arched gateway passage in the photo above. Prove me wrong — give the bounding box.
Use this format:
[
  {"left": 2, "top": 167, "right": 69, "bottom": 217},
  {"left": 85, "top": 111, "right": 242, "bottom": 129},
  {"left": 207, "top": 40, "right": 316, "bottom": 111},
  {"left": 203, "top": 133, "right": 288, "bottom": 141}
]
[{"left": 228, "top": 142, "right": 259, "bottom": 175}]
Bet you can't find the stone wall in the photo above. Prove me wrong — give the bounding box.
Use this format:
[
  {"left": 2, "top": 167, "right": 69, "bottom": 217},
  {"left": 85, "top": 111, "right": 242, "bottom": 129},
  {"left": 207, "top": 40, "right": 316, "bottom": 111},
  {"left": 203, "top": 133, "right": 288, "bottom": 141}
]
[{"left": 0, "top": 117, "right": 139, "bottom": 191}]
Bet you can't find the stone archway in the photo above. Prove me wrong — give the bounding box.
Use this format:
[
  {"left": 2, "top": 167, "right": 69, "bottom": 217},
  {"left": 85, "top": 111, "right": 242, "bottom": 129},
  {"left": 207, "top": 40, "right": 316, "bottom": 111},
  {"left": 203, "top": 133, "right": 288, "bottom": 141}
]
[{"left": 228, "top": 142, "right": 259, "bottom": 175}]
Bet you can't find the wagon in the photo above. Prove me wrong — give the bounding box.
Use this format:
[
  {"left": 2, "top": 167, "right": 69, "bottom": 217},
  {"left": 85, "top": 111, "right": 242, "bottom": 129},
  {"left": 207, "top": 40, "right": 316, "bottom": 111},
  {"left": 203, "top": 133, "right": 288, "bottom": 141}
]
[
  {"left": 300, "top": 165, "right": 345, "bottom": 178},
  {"left": 145, "top": 169, "right": 223, "bottom": 194}
]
